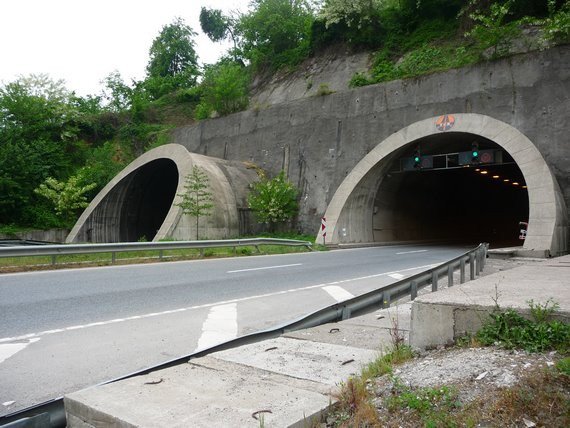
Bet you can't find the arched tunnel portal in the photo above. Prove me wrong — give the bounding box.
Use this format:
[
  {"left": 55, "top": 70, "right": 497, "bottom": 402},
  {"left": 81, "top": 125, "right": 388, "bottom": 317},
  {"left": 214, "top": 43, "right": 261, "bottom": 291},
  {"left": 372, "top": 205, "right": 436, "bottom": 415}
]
[
  {"left": 319, "top": 114, "right": 568, "bottom": 257},
  {"left": 67, "top": 144, "right": 259, "bottom": 243},
  {"left": 373, "top": 133, "right": 529, "bottom": 248}
]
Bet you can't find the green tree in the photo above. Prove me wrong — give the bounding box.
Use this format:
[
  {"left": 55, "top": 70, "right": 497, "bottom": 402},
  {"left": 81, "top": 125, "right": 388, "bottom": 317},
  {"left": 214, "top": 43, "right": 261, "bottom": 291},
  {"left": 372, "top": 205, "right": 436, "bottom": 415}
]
[
  {"left": 238, "top": 0, "right": 315, "bottom": 70},
  {"left": 0, "top": 75, "right": 87, "bottom": 226},
  {"left": 195, "top": 61, "right": 249, "bottom": 119},
  {"left": 145, "top": 17, "right": 200, "bottom": 99},
  {"left": 199, "top": 7, "right": 240, "bottom": 59},
  {"left": 176, "top": 166, "right": 214, "bottom": 240},
  {"left": 319, "top": 0, "right": 383, "bottom": 29},
  {"left": 34, "top": 174, "right": 97, "bottom": 225},
  {"left": 101, "top": 71, "right": 133, "bottom": 112},
  {"left": 248, "top": 171, "right": 298, "bottom": 230}
]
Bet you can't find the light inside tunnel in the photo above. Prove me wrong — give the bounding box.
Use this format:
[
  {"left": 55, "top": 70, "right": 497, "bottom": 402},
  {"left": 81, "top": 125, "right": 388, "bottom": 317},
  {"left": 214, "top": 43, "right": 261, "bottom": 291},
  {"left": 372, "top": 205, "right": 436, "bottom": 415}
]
[
  {"left": 373, "top": 133, "right": 529, "bottom": 248},
  {"left": 76, "top": 159, "right": 179, "bottom": 243}
]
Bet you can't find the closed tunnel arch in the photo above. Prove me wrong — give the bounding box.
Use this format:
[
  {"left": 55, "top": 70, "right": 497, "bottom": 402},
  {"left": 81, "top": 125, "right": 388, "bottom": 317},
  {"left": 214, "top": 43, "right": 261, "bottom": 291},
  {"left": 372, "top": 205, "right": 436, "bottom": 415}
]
[{"left": 319, "top": 114, "right": 568, "bottom": 256}]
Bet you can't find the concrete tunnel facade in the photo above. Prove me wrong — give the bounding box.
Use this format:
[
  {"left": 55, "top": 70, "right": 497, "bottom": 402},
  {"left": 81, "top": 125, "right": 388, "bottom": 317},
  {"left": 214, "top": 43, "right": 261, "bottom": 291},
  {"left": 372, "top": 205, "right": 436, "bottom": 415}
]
[
  {"left": 317, "top": 114, "right": 568, "bottom": 257},
  {"left": 67, "top": 144, "right": 259, "bottom": 243}
]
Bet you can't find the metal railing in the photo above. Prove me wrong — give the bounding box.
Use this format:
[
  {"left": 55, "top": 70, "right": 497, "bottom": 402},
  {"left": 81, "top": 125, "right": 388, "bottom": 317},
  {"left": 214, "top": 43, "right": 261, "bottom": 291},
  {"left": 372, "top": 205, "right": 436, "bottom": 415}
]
[
  {"left": 0, "top": 243, "right": 487, "bottom": 428},
  {"left": 0, "top": 238, "right": 313, "bottom": 266}
]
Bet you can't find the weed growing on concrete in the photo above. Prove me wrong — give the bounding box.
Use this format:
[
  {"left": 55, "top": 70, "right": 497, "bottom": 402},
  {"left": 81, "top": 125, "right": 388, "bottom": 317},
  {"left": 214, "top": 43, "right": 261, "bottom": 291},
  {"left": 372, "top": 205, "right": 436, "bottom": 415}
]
[
  {"left": 315, "top": 83, "right": 334, "bottom": 96},
  {"left": 476, "top": 299, "right": 570, "bottom": 353}
]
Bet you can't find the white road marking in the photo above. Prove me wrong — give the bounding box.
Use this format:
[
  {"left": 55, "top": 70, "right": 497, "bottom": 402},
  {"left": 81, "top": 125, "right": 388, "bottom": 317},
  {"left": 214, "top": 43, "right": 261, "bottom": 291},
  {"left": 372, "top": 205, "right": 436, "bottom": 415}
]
[
  {"left": 396, "top": 250, "right": 428, "bottom": 255},
  {"left": 0, "top": 262, "right": 438, "bottom": 344},
  {"left": 2, "top": 401, "right": 15, "bottom": 407},
  {"left": 0, "top": 338, "right": 40, "bottom": 364},
  {"left": 322, "top": 286, "right": 355, "bottom": 302},
  {"left": 389, "top": 273, "right": 405, "bottom": 280},
  {"left": 227, "top": 263, "right": 302, "bottom": 273},
  {"left": 195, "top": 303, "right": 238, "bottom": 351}
]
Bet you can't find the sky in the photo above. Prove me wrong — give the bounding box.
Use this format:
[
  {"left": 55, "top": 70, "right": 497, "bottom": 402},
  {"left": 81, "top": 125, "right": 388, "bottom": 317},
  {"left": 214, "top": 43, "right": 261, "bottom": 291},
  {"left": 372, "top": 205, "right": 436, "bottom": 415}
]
[{"left": 0, "top": 0, "right": 250, "bottom": 96}]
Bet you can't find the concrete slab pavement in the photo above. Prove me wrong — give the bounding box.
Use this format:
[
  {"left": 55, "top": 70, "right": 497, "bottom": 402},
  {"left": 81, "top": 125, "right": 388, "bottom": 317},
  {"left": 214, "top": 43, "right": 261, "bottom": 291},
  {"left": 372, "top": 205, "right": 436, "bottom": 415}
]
[{"left": 64, "top": 255, "right": 570, "bottom": 427}]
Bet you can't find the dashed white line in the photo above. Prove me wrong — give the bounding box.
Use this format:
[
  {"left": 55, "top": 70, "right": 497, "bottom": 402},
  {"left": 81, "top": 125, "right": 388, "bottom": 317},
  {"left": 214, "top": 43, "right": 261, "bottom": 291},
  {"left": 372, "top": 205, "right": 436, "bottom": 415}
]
[
  {"left": 389, "top": 273, "right": 405, "bottom": 280},
  {"left": 0, "top": 262, "right": 438, "bottom": 344},
  {"left": 322, "top": 286, "right": 355, "bottom": 302},
  {"left": 396, "top": 250, "right": 429, "bottom": 255},
  {"left": 227, "top": 263, "right": 302, "bottom": 273}
]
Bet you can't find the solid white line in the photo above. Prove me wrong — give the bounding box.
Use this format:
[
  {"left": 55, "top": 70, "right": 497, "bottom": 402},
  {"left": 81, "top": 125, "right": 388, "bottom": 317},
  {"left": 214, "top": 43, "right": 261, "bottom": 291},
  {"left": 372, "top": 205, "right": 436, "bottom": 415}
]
[
  {"left": 227, "top": 263, "right": 302, "bottom": 273},
  {"left": 322, "top": 286, "right": 355, "bottom": 302},
  {"left": 0, "top": 262, "right": 438, "bottom": 344},
  {"left": 195, "top": 303, "right": 238, "bottom": 351},
  {"left": 396, "top": 250, "right": 428, "bottom": 255}
]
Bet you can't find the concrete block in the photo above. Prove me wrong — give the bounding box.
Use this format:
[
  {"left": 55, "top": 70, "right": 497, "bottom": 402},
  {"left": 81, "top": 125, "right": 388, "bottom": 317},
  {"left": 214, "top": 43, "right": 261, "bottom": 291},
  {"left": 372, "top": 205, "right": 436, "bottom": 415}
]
[
  {"left": 66, "top": 356, "right": 332, "bottom": 428},
  {"left": 409, "top": 303, "right": 455, "bottom": 350},
  {"left": 213, "top": 337, "right": 378, "bottom": 386}
]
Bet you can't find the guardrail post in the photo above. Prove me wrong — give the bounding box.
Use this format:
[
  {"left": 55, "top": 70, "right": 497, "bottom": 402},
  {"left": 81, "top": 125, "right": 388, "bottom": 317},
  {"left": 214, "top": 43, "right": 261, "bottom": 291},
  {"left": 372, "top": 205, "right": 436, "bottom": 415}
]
[
  {"left": 475, "top": 252, "right": 481, "bottom": 276},
  {"left": 112, "top": 252, "right": 116, "bottom": 264},
  {"left": 469, "top": 253, "right": 475, "bottom": 280},
  {"left": 460, "top": 259, "right": 466, "bottom": 284},
  {"left": 159, "top": 250, "right": 163, "bottom": 260},
  {"left": 51, "top": 255, "right": 56, "bottom": 266},
  {"left": 448, "top": 265, "right": 454, "bottom": 287},
  {"left": 254, "top": 245, "right": 261, "bottom": 254},
  {"left": 431, "top": 270, "right": 438, "bottom": 292},
  {"left": 411, "top": 281, "right": 418, "bottom": 300},
  {"left": 341, "top": 306, "right": 351, "bottom": 320},
  {"left": 383, "top": 292, "right": 391, "bottom": 308}
]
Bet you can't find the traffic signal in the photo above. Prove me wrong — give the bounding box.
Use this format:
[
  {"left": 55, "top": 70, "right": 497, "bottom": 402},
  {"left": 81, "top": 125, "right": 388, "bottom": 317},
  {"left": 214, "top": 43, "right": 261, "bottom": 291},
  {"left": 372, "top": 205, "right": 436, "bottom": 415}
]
[
  {"left": 471, "top": 142, "right": 479, "bottom": 164},
  {"left": 413, "top": 146, "right": 421, "bottom": 169}
]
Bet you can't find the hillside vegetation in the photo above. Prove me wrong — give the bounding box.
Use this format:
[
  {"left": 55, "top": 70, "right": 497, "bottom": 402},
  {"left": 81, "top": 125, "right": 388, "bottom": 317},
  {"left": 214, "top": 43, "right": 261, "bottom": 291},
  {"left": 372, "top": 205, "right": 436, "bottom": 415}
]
[{"left": 1, "top": 0, "right": 568, "bottom": 232}]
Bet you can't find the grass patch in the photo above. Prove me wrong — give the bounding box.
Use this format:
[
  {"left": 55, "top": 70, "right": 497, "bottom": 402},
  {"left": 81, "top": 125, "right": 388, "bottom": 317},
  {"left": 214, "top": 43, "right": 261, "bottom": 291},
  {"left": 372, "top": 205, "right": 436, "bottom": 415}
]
[
  {"left": 0, "top": 234, "right": 318, "bottom": 273},
  {"left": 330, "top": 344, "right": 415, "bottom": 427},
  {"left": 386, "top": 381, "right": 461, "bottom": 428},
  {"left": 476, "top": 299, "right": 570, "bottom": 353},
  {"left": 462, "top": 365, "right": 570, "bottom": 428}
]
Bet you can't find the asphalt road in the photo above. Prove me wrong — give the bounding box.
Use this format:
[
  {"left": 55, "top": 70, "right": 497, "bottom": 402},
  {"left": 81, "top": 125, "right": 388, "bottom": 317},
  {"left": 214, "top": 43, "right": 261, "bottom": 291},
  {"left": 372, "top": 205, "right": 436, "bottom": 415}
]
[{"left": 0, "top": 244, "right": 471, "bottom": 416}]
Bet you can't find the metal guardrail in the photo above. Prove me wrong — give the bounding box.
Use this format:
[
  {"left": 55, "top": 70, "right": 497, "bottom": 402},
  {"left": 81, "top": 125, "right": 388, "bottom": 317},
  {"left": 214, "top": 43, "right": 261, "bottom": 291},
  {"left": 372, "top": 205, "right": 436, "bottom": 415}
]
[
  {"left": 0, "top": 238, "right": 313, "bottom": 266},
  {"left": 0, "top": 243, "right": 488, "bottom": 427}
]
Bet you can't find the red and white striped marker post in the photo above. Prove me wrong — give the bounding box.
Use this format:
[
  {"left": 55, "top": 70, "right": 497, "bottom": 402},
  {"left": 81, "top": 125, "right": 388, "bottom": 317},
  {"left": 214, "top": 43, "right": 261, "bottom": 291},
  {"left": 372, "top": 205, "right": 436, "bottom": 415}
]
[{"left": 321, "top": 217, "right": 326, "bottom": 246}]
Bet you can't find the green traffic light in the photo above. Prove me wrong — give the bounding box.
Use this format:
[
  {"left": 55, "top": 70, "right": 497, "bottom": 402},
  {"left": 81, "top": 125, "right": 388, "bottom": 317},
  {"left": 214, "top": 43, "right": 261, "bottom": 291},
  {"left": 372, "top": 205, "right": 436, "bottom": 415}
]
[
  {"left": 472, "top": 151, "right": 478, "bottom": 157},
  {"left": 414, "top": 156, "right": 420, "bottom": 162}
]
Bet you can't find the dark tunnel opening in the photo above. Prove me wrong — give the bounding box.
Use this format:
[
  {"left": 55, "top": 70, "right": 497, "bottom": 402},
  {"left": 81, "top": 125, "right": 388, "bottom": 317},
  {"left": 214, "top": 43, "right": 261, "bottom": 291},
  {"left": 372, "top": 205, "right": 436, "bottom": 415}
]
[
  {"left": 79, "top": 159, "right": 179, "bottom": 243},
  {"left": 119, "top": 159, "right": 179, "bottom": 242},
  {"left": 373, "top": 133, "right": 529, "bottom": 248}
]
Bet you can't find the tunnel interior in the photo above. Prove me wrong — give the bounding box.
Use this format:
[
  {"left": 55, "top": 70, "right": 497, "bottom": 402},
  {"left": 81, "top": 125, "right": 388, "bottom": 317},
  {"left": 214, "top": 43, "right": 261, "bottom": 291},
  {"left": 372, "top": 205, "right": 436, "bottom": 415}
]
[
  {"left": 80, "top": 158, "right": 179, "bottom": 243},
  {"left": 119, "top": 159, "right": 179, "bottom": 242},
  {"left": 373, "top": 132, "right": 529, "bottom": 248}
]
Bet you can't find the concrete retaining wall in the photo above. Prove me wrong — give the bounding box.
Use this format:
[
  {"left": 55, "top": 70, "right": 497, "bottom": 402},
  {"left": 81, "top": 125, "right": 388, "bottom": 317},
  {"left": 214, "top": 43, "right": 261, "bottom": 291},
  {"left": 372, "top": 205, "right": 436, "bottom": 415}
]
[{"left": 172, "top": 46, "right": 570, "bottom": 250}]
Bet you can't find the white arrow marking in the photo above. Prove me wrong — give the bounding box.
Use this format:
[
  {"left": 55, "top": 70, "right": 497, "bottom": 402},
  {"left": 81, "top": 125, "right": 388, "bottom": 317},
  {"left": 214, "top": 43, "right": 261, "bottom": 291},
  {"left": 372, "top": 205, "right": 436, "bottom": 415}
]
[
  {"left": 195, "top": 303, "right": 238, "bottom": 352},
  {"left": 0, "top": 338, "right": 40, "bottom": 364}
]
